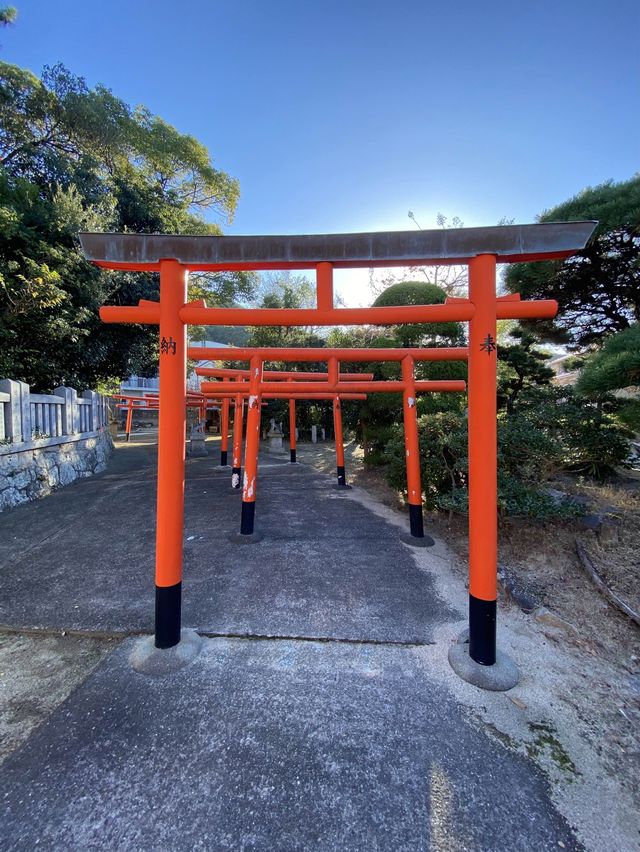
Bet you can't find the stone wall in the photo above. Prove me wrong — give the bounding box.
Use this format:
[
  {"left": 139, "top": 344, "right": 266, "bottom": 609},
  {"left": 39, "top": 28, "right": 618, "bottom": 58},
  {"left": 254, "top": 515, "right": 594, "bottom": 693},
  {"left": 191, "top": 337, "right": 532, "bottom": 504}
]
[{"left": 0, "top": 431, "right": 113, "bottom": 512}]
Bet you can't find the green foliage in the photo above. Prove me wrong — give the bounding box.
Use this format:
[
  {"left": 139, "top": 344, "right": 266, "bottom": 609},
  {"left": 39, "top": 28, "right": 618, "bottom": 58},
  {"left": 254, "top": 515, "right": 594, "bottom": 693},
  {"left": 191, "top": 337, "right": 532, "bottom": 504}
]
[
  {"left": 199, "top": 325, "right": 250, "bottom": 346},
  {"left": 535, "top": 177, "right": 640, "bottom": 234},
  {"left": 0, "top": 62, "right": 239, "bottom": 228},
  {"left": 507, "top": 385, "right": 631, "bottom": 478},
  {"left": 246, "top": 274, "right": 324, "bottom": 351},
  {"left": 559, "top": 406, "right": 631, "bottom": 478},
  {"left": 0, "top": 6, "right": 16, "bottom": 26},
  {"left": 616, "top": 400, "right": 640, "bottom": 432},
  {"left": 372, "top": 280, "right": 464, "bottom": 347},
  {"left": 505, "top": 175, "right": 640, "bottom": 347},
  {"left": 385, "top": 411, "right": 468, "bottom": 507},
  {"left": 576, "top": 323, "right": 640, "bottom": 397},
  {"left": 497, "top": 327, "right": 554, "bottom": 413},
  {"left": 0, "top": 61, "right": 249, "bottom": 389},
  {"left": 95, "top": 376, "right": 122, "bottom": 396},
  {"left": 383, "top": 383, "right": 630, "bottom": 518}
]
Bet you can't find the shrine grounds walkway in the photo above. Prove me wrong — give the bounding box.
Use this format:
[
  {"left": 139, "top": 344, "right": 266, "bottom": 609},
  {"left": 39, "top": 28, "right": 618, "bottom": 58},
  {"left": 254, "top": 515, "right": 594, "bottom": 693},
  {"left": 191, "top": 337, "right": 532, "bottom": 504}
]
[{"left": 0, "top": 437, "right": 581, "bottom": 850}]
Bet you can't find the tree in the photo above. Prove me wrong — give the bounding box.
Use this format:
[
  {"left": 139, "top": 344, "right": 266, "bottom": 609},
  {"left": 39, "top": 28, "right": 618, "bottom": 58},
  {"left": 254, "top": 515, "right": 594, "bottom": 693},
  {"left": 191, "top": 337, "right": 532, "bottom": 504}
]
[
  {"left": 372, "top": 280, "right": 465, "bottom": 348},
  {"left": 576, "top": 323, "right": 640, "bottom": 408},
  {"left": 0, "top": 61, "right": 251, "bottom": 389},
  {"left": 0, "top": 6, "right": 16, "bottom": 26},
  {"left": 497, "top": 327, "right": 555, "bottom": 414},
  {"left": 505, "top": 176, "right": 640, "bottom": 348}
]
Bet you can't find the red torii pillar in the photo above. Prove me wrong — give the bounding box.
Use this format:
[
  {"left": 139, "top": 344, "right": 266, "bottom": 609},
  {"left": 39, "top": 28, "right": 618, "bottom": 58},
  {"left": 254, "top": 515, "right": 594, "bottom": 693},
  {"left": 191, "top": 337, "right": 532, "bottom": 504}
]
[
  {"left": 289, "top": 398, "right": 297, "bottom": 463},
  {"left": 333, "top": 397, "right": 347, "bottom": 487},
  {"left": 467, "top": 255, "right": 499, "bottom": 666},
  {"left": 401, "top": 354, "right": 432, "bottom": 544},
  {"left": 125, "top": 403, "right": 134, "bottom": 442},
  {"left": 231, "top": 390, "right": 244, "bottom": 489},
  {"left": 154, "top": 260, "right": 187, "bottom": 649},
  {"left": 238, "top": 355, "right": 263, "bottom": 538},
  {"left": 220, "top": 398, "right": 230, "bottom": 466}
]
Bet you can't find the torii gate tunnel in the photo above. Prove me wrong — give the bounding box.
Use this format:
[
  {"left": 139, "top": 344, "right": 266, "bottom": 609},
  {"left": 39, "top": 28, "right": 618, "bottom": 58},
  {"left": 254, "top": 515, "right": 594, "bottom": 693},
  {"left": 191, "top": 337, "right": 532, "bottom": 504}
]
[
  {"left": 196, "top": 366, "right": 374, "bottom": 471},
  {"left": 113, "top": 392, "right": 212, "bottom": 441},
  {"left": 195, "top": 352, "right": 466, "bottom": 533},
  {"left": 80, "top": 221, "right": 596, "bottom": 685}
]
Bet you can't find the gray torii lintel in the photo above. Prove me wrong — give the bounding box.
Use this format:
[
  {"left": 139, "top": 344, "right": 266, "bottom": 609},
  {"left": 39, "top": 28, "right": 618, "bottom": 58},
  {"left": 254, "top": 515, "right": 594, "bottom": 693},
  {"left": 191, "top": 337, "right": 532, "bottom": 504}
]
[{"left": 78, "top": 221, "right": 597, "bottom": 271}]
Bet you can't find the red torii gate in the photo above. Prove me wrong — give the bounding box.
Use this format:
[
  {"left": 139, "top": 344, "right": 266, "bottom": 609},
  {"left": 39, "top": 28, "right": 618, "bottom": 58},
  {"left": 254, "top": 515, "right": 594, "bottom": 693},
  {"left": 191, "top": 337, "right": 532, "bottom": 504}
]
[
  {"left": 196, "top": 365, "right": 375, "bottom": 470},
  {"left": 195, "top": 349, "right": 467, "bottom": 535},
  {"left": 112, "top": 391, "right": 211, "bottom": 441},
  {"left": 80, "top": 222, "right": 595, "bottom": 689},
  {"left": 205, "top": 383, "right": 369, "bottom": 476}
]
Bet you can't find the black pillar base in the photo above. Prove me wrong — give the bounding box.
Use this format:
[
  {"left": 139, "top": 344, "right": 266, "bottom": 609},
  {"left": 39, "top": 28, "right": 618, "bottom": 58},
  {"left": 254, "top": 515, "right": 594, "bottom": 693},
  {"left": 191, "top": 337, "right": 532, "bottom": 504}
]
[
  {"left": 220, "top": 450, "right": 228, "bottom": 466},
  {"left": 228, "top": 500, "right": 264, "bottom": 543},
  {"left": 400, "top": 507, "right": 435, "bottom": 547},
  {"left": 240, "top": 500, "right": 256, "bottom": 535},
  {"left": 126, "top": 433, "right": 131, "bottom": 443},
  {"left": 337, "top": 465, "right": 347, "bottom": 487},
  {"left": 155, "top": 582, "right": 182, "bottom": 649},
  {"left": 290, "top": 449, "right": 297, "bottom": 463},
  {"left": 469, "top": 594, "right": 497, "bottom": 666},
  {"left": 231, "top": 466, "right": 241, "bottom": 488},
  {"left": 409, "top": 503, "right": 424, "bottom": 538}
]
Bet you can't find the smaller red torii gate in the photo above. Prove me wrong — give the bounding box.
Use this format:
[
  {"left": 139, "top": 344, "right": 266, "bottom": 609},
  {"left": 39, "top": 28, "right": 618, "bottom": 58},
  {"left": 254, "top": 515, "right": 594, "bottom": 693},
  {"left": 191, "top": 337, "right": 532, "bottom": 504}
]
[
  {"left": 195, "top": 349, "right": 466, "bottom": 541},
  {"left": 196, "top": 365, "right": 374, "bottom": 470},
  {"left": 205, "top": 384, "right": 368, "bottom": 481},
  {"left": 112, "top": 392, "right": 211, "bottom": 442}
]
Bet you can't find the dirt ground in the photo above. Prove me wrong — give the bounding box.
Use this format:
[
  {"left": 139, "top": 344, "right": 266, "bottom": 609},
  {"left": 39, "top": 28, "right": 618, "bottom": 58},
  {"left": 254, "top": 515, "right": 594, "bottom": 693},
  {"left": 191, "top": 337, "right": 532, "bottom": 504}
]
[{"left": 307, "top": 437, "right": 640, "bottom": 660}]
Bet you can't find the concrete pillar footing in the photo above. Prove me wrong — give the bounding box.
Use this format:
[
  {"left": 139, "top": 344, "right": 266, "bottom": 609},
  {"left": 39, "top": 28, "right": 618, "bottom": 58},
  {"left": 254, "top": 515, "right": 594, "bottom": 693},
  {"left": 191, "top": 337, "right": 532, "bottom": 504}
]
[
  {"left": 332, "top": 484, "right": 353, "bottom": 491},
  {"left": 399, "top": 533, "right": 435, "bottom": 548},
  {"left": 227, "top": 530, "right": 265, "bottom": 544},
  {"left": 129, "top": 628, "right": 203, "bottom": 676},
  {"left": 448, "top": 630, "right": 519, "bottom": 691}
]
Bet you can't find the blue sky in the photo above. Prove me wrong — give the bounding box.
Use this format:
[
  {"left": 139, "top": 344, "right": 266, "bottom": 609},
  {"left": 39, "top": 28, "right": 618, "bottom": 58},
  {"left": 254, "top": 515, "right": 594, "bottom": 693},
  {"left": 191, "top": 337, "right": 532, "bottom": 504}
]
[{"left": 2, "top": 0, "right": 638, "bottom": 303}]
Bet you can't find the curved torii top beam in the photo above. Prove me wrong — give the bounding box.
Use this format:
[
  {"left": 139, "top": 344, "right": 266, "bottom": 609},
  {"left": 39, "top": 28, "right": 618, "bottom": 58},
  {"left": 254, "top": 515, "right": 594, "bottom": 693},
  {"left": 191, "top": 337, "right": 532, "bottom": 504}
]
[{"left": 79, "top": 221, "right": 596, "bottom": 271}]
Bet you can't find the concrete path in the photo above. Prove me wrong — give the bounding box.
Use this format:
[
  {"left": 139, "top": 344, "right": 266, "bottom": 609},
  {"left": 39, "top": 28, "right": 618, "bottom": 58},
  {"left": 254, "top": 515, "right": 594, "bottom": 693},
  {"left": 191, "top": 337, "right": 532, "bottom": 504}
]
[
  {"left": 0, "top": 441, "right": 455, "bottom": 642},
  {"left": 0, "top": 439, "right": 582, "bottom": 850}
]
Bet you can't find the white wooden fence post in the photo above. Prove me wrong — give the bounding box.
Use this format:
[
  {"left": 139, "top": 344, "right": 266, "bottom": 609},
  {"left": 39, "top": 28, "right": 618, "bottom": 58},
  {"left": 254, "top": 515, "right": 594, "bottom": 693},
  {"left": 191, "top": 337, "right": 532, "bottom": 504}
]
[
  {"left": 69, "top": 387, "right": 79, "bottom": 433},
  {"left": 83, "top": 390, "right": 99, "bottom": 432},
  {"left": 18, "top": 381, "right": 31, "bottom": 441},
  {"left": 0, "top": 379, "right": 30, "bottom": 442},
  {"left": 0, "top": 379, "right": 20, "bottom": 442},
  {"left": 54, "top": 386, "right": 75, "bottom": 436}
]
